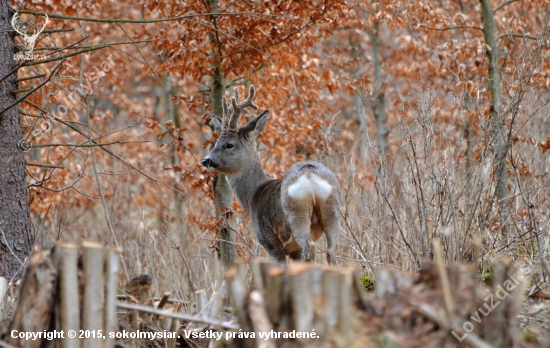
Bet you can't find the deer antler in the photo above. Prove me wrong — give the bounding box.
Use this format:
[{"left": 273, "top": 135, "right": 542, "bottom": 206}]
[
  {"left": 224, "top": 85, "right": 258, "bottom": 132},
  {"left": 221, "top": 85, "right": 258, "bottom": 133},
  {"left": 221, "top": 95, "right": 232, "bottom": 130}
]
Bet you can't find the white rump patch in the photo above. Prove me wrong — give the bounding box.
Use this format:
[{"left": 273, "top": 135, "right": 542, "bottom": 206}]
[{"left": 287, "top": 173, "right": 333, "bottom": 202}]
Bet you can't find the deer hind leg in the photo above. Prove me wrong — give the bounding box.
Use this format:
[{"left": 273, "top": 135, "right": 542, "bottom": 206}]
[
  {"left": 319, "top": 202, "right": 340, "bottom": 264},
  {"left": 287, "top": 211, "right": 315, "bottom": 262},
  {"left": 288, "top": 249, "right": 302, "bottom": 261}
]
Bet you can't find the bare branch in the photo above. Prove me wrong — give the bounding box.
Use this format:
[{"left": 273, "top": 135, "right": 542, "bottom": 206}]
[
  {"left": 0, "top": 61, "right": 27, "bottom": 85},
  {"left": 497, "top": 33, "right": 540, "bottom": 41},
  {"left": 29, "top": 38, "right": 153, "bottom": 51},
  {"left": 117, "top": 302, "right": 239, "bottom": 330},
  {"left": 419, "top": 24, "right": 483, "bottom": 32},
  {"left": 1, "top": 34, "right": 85, "bottom": 86},
  {"left": 22, "top": 100, "right": 186, "bottom": 196},
  {"left": 0, "top": 61, "right": 63, "bottom": 117},
  {"left": 30, "top": 140, "right": 150, "bottom": 148},
  {"left": 23, "top": 40, "right": 152, "bottom": 66},
  {"left": 41, "top": 28, "right": 74, "bottom": 34},
  {"left": 494, "top": 0, "right": 520, "bottom": 13},
  {"left": 85, "top": 101, "right": 130, "bottom": 281},
  {"left": 16, "top": 73, "right": 46, "bottom": 82},
  {"left": 161, "top": 224, "right": 196, "bottom": 299},
  {"left": 25, "top": 162, "right": 65, "bottom": 169},
  {"left": 18, "top": 9, "right": 303, "bottom": 24}
]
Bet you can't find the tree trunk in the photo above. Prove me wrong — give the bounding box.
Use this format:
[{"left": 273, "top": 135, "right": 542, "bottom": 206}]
[
  {"left": 0, "top": 1, "right": 33, "bottom": 279},
  {"left": 351, "top": 81, "right": 367, "bottom": 162},
  {"left": 479, "top": 0, "right": 511, "bottom": 236},
  {"left": 209, "top": 1, "right": 236, "bottom": 269},
  {"left": 370, "top": 22, "right": 388, "bottom": 157},
  {"left": 464, "top": 94, "right": 474, "bottom": 201}
]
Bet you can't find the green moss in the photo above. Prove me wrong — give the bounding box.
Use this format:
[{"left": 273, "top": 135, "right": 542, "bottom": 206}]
[
  {"left": 359, "top": 275, "right": 375, "bottom": 292},
  {"left": 538, "top": 307, "right": 550, "bottom": 318},
  {"left": 371, "top": 333, "right": 395, "bottom": 348},
  {"left": 483, "top": 271, "right": 493, "bottom": 286},
  {"left": 479, "top": 265, "right": 493, "bottom": 286},
  {"left": 522, "top": 328, "right": 539, "bottom": 343}
]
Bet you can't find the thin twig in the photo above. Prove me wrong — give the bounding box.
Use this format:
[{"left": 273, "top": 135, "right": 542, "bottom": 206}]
[
  {"left": 497, "top": 33, "right": 540, "bottom": 41},
  {"left": 494, "top": 0, "right": 520, "bottom": 13},
  {"left": 23, "top": 41, "right": 148, "bottom": 66},
  {"left": 433, "top": 239, "right": 454, "bottom": 316},
  {"left": 161, "top": 224, "right": 196, "bottom": 299},
  {"left": 117, "top": 302, "right": 239, "bottom": 330},
  {"left": 0, "top": 62, "right": 63, "bottom": 117},
  {"left": 29, "top": 38, "right": 153, "bottom": 51},
  {"left": 419, "top": 24, "right": 483, "bottom": 32},
  {"left": 18, "top": 9, "right": 302, "bottom": 24},
  {"left": 16, "top": 73, "right": 46, "bottom": 82},
  {"left": 22, "top": 100, "right": 186, "bottom": 196},
  {"left": 383, "top": 193, "right": 421, "bottom": 268},
  {"left": 0, "top": 226, "right": 23, "bottom": 265},
  {"left": 415, "top": 302, "right": 494, "bottom": 348},
  {"left": 85, "top": 100, "right": 129, "bottom": 282},
  {"left": 30, "top": 140, "right": 150, "bottom": 148},
  {"left": 41, "top": 28, "right": 74, "bottom": 34},
  {"left": 25, "top": 162, "right": 64, "bottom": 169}
]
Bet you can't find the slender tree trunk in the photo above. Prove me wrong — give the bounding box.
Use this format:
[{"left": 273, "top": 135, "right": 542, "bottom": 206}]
[
  {"left": 349, "top": 35, "right": 367, "bottom": 163},
  {"left": 370, "top": 22, "right": 388, "bottom": 157},
  {"left": 464, "top": 93, "right": 474, "bottom": 200},
  {"left": 211, "top": 68, "right": 236, "bottom": 269},
  {"left": 479, "top": 0, "right": 511, "bottom": 236},
  {"left": 460, "top": 2, "right": 474, "bottom": 203},
  {"left": 209, "top": 1, "right": 236, "bottom": 269},
  {"left": 0, "top": 2, "right": 33, "bottom": 279},
  {"left": 353, "top": 86, "right": 367, "bottom": 162}
]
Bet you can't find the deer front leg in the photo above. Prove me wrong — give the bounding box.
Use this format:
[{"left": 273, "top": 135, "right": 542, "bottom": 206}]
[{"left": 254, "top": 224, "right": 287, "bottom": 264}]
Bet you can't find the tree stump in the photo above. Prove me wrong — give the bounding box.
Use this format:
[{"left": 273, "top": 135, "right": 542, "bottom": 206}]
[{"left": 226, "top": 260, "right": 357, "bottom": 348}]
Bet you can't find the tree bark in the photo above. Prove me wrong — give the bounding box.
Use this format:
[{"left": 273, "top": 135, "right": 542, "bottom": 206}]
[
  {"left": 370, "top": 22, "right": 388, "bottom": 157},
  {"left": 8, "top": 250, "right": 57, "bottom": 348},
  {"left": 464, "top": 93, "right": 474, "bottom": 201},
  {"left": 0, "top": 1, "right": 33, "bottom": 279},
  {"left": 479, "top": 0, "right": 511, "bottom": 236}
]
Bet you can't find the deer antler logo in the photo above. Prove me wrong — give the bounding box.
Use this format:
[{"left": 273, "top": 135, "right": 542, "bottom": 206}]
[{"left": 11, "top": 12, "right": 49, "bottom": 54}]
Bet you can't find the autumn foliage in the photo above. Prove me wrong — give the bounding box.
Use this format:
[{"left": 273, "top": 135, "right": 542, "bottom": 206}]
[{"left": 10, "top": 1, "right": 550, "bottom": 329}]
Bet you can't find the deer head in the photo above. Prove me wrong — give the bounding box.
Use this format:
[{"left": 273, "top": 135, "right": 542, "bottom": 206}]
[
  {"left": 202, "top": 85, "right": 270, "bottom": 176},
  {"left": 11, "top": 12, "right": 49, "bottom": 53}
]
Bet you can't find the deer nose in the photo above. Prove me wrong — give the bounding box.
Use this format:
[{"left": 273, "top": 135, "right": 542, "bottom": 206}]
[{"left": 202, "top": 158, "right": 216, "bottom": 168}]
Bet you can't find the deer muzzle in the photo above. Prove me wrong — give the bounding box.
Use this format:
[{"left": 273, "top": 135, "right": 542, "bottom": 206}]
[{"left": 201, "top": 157, "right": 218, "bottom": 169}]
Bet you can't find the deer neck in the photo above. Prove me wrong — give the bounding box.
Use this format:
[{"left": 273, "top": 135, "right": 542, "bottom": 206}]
[{"left": 227, "top": 154, "right": 270, "bottom": 215}]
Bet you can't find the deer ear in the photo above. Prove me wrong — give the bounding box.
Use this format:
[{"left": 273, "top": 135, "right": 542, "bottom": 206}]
[
  {"left": 210, "top": 114, "right": 223, "bottom": 134},
  {"left": 241, "top": 110, "right": 269, "bottom": 140}
]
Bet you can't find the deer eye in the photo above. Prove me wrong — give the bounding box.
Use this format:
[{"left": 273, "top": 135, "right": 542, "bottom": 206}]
[{"left": 225, "top": 144, "right": 234, "bottom": 149}]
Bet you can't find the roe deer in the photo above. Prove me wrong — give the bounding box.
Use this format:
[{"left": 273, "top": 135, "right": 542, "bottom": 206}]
[{"left": 202, "top": 85, "right": 340, "bottom": 264}]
